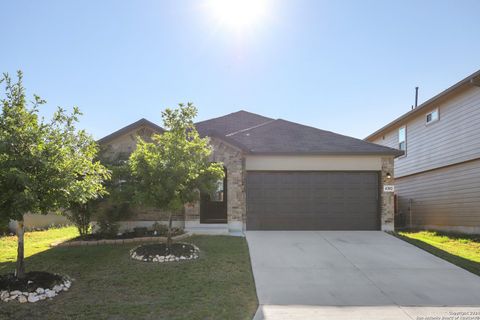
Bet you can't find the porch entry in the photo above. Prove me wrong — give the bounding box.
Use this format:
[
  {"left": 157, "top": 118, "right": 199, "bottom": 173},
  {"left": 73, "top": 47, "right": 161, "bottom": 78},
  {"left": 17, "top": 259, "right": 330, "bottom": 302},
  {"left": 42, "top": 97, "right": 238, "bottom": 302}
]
[{"left": 200, "top": 166, "right": 227, "bottom": 223}]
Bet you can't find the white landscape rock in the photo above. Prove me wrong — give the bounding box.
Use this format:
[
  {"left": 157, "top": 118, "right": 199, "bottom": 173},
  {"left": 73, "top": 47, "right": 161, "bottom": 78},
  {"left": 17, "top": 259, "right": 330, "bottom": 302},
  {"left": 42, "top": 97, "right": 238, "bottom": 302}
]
[
  {"left": 52, "top": 285, "right": 63, "bottom": 293},
  {"left": 1, "top": 291, "right": 9, "bottom": 301},
  {"left": 36, "top": 287, "right": 45, "bottom": 294},
  {"left": 130, "top": 243, "right": 200, "bottom": 263},
  {"left": 18, "top": 295, "right": 27, "bottom": 303},
  {"left": 10, "top": 290, "right": 22, "bottom": 296},
  {"left": 28, "top": 295, "right": 39, "bottom": 303},
  {"left": 45, "top": 289, "right": 56, "bottom": 298}
]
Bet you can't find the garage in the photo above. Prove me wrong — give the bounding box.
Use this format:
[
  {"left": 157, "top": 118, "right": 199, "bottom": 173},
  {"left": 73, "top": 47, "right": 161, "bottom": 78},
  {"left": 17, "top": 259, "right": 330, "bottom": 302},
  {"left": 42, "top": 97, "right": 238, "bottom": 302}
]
[{"left": 246, "top": 171, "right": 380, "bottom": 230}]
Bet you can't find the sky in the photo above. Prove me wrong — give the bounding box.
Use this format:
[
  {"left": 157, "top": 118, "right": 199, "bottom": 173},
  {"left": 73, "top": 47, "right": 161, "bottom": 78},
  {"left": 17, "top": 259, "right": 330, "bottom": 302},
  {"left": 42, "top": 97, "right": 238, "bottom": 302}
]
[{"left": 1, "top": 0, "right": 479, "bottom": 140}]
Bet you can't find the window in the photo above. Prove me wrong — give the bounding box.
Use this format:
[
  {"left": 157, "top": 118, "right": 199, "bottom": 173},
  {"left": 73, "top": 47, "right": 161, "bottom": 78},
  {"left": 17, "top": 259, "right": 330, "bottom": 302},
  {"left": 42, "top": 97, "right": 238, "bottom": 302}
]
[
  {"left": 398, "top": 126, "right": 406, "bottom": 153},
  {"left": 210, "top": 178, "right": 225, "bottom": 202},
  {"left": 426, "top": 109, "right": 439, "bottom": 124}
]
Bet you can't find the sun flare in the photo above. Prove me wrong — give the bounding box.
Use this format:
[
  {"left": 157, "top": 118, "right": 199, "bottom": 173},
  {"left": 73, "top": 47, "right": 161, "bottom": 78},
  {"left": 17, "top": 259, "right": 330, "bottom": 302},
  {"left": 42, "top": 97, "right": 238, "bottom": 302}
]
[{"left": 207, "top": 0, "right": 269, "bottom": 30}]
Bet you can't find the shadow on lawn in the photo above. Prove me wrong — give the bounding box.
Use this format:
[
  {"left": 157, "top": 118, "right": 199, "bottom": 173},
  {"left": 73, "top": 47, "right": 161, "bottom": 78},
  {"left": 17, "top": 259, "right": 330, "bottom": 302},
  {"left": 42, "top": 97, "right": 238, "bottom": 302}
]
[
  {"left": 1, "top": 248, "right": 53, "bottom": 272},
  {"left": 0, "top": 242, "right": 116, "bottom": 275},
  {"left": 395, "top": 233, "right": 480, "bottom": 277}
]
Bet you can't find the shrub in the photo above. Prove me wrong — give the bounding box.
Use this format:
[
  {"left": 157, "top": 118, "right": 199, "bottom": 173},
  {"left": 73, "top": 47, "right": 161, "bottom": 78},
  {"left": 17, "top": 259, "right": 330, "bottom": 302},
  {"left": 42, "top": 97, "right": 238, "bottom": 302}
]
[
  {"left": 133, "top": 227, "right": 148, "bottom": 237},
  {"left": 151, "top": 221, "right": 167, "bottom": 233},
  {"left": 96, "top": 202, "right": 132, "bottom": 238},
  {"left": 66, "top": 201, "right": 99, "bottom": 238}
]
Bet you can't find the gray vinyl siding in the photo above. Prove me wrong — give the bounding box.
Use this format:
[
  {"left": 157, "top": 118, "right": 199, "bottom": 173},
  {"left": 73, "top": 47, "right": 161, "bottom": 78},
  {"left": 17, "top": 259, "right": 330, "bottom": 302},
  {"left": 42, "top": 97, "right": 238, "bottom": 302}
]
[
  {"left": 369, "top": 85, "right": 480, "bottom": 233},
  {"left": 372, "top": 86, "right": 480, "bottom": 178},
  {"left": 395, "top": 159, "right": 480, "bottom": 230}
]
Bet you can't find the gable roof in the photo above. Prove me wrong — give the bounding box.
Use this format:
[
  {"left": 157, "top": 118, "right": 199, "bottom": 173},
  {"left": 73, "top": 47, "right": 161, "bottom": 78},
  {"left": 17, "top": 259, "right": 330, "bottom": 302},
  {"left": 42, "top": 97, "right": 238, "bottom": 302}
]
[
  {"left": 226, "top": 118, "right": 403, "bottom": 156},
  {"left": 97, "top": 118, "right": 164, "bottom": 144},
  {"left": 98, "top": 111, "right": 402, "bottom": 157},
  {"left": 195, "top": 110, "right": 273, "bottom": 136},
  {"left": 365, "top": 69, "right": 480, "bottom": 141}
]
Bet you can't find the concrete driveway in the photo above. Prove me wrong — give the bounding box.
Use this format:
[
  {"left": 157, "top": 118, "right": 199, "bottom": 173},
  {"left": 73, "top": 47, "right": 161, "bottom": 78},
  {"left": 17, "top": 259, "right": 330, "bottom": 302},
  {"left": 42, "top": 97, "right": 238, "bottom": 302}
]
[{"left": 246, "top": 231, "right": 480, "bottom": 320}]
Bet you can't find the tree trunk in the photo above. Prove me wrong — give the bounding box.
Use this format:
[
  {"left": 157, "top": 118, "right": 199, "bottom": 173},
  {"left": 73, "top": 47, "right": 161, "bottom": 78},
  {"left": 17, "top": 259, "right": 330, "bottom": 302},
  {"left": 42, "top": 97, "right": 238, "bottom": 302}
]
[
  {"left": 16, "top": 220, "right": 26, "bottom": 279},
  {"left": 166, "top": 212, "right": 173, "bottom": 250}
]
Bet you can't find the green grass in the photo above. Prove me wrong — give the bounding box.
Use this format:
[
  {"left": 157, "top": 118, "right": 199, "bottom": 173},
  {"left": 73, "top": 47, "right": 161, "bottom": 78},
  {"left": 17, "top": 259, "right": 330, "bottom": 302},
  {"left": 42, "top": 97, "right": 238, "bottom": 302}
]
[
  {"left": 0, "top": 226, "right": 79, "bottom": 264},
  {"left": 0, "top": 229, "right": 258, "bottom": 320},
  {"left": 397, "top": 230, "right": 480, "bottom": 276}
]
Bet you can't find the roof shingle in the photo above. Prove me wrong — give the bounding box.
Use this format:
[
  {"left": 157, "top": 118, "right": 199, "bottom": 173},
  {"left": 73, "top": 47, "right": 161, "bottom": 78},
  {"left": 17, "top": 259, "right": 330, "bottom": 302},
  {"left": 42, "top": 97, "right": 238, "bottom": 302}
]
[{"left": 227, "top": 118, "right": 403, "bottom": 156}]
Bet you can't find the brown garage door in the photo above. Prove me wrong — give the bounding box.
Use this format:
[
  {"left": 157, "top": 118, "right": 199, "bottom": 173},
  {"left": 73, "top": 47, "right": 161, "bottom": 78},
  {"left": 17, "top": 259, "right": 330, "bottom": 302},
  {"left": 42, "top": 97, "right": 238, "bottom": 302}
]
[{"left": 246, "top": 171, "right": 379, "bottom": 230}]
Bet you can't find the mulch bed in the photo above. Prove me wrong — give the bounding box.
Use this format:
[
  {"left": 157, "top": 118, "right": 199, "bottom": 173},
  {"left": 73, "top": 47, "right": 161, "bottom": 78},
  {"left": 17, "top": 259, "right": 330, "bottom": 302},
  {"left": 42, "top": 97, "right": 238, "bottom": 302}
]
[
  {"left": 130, "top": 243, "right": 199, "bottom": 263},
  {"left": 0, "top": 272, "right": 71, "bottom": 303},
  {"left": 0, "top": 272, "right": 63, "bottom": 292}
]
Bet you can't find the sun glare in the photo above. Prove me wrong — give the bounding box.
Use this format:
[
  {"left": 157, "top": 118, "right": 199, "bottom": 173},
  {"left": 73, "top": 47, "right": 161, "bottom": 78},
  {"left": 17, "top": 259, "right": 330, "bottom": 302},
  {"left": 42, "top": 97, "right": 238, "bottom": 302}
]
[{"left": 207, "top": 0, "right": 269, "bottom": 30}]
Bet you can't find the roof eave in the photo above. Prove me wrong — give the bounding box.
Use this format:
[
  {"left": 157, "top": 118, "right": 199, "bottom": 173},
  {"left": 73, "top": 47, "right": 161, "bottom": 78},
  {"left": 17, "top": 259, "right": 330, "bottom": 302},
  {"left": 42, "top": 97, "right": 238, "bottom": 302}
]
[
  {"left": 97, "top": 118, "right": 164, "bottom": 144},
  {"left": 247, "top": 150, "right": 404, "bottom": 157},
  {"left": 365, "top": 69, "right": 480, "bottom": 141}
]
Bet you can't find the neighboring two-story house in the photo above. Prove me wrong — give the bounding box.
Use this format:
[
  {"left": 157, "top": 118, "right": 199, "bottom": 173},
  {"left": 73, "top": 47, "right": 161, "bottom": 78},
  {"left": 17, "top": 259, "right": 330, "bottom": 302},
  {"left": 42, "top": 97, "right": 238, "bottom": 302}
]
[{"left": 366, "top": 69, "right": 480, "bottom": 234}]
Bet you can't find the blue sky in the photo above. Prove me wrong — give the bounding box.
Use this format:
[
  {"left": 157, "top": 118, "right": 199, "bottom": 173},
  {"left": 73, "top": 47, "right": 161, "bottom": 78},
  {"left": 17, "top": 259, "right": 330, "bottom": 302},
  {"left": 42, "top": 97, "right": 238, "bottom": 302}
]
[{"left": 2, "top": 0, "right": 479, "bottom": 140}]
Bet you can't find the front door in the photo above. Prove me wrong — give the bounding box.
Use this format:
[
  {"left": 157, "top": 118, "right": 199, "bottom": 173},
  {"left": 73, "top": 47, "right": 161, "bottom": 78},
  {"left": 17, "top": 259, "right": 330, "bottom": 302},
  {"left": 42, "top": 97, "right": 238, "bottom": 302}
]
[{"left": 200, "top": 167, "right": 227, "bottom": 224}]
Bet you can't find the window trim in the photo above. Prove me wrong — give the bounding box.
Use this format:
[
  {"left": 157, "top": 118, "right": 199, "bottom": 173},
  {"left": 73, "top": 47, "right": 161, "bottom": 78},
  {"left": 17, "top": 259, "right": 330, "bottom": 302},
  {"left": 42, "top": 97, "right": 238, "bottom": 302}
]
[
  {"left": 426, "top": 108, "right": 440, "bottom": 125},
  {"left": 398, "top": 125, "right": 407, "bottom": 157}
]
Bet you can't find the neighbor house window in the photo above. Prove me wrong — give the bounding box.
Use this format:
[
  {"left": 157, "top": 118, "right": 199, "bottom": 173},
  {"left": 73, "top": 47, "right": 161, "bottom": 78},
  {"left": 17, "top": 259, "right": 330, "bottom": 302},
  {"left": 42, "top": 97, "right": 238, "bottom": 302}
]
[
  {"left": 398, "top": 126, "right": 406, "bottom": 153},
  {"left": 426, "top": 108, "right": 439, "bottom": 124}
]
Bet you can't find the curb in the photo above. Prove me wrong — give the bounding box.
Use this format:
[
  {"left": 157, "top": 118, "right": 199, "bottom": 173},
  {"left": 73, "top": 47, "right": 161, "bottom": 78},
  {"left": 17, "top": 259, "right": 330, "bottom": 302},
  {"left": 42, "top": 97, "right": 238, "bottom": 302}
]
[{"left": 51, "top": 233, "right": 191, "bottom": 247}]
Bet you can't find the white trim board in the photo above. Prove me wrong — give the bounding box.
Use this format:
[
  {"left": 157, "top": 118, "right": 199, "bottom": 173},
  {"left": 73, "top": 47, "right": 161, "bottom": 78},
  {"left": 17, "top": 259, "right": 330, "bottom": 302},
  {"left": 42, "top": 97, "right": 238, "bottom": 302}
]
[{"left": 245, "top": 155, "right": 383, "bottom": 171}]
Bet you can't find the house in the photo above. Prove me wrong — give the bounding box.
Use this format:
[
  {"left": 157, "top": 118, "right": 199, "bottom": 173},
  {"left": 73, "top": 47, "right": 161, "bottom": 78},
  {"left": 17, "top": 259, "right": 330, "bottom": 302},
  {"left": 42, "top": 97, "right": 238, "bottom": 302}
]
[
  {"left": 366, "top": 69, "right": 480, "bottom": 234},
  {"left": 98, "top": 110, "right": 402, "bottom": 233}
]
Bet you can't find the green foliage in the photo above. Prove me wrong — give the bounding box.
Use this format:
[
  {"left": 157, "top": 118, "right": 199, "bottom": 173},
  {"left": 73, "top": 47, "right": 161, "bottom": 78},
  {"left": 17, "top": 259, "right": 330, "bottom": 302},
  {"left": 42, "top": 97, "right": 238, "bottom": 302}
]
[
  {"left": 102, "top": 157, "right": 135, "bottom": 206},
  {"left": 129, "top": 103, "right": 224, "bottom": 212},
  {"left": 96, "top": 203, "right": 132, "bottom": 237},
  {"left": 66, "top": 200, "right": 99, "bottom": 237},
  {"left": 0, "top": 71, "right": 110, "bottom": 222},
  {"left": 0, "top": 71, "right": 110, "bottom": 277},
  {"left": 0, "top": 222, "right": 9, "bottom": 235},
  {"left": 151, "top": 221, "right": 166, "bottom": 233},
  {"left": 88, "top": 155, "right": 135, "bottom": 237}
]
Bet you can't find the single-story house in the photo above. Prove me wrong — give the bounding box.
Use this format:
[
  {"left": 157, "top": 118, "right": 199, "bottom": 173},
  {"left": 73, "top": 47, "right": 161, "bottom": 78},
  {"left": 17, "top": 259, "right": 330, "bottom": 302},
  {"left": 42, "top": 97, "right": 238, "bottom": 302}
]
[{"left": 98, "top": 110, "right": 403, "bottom": 233}]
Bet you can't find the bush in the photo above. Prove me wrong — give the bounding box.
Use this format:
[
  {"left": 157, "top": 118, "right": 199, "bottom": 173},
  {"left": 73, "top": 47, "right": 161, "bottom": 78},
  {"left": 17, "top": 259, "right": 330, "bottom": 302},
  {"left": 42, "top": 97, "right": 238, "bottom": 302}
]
[
  {"left": 151, "top": 221, "right": 168, "bottom": 233},
  {"left": 151, "top": 222, "right": 183, "bottom": 237},
  {"left": 133, "top": 227, "right": 148, "bottom": 237},
  {"left": 96, "top": 202, "right": 133, "bottom": 238},
  {"left": 66, "top": 201, "right": 99, "bottom": 238}
]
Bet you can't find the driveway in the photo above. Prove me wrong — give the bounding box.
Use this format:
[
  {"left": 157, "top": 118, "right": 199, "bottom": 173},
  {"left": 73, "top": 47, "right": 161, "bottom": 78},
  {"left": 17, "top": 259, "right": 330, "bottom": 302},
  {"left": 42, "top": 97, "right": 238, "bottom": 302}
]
[{"left": 246, "top": 231, "right": 480, "bottom": 320}]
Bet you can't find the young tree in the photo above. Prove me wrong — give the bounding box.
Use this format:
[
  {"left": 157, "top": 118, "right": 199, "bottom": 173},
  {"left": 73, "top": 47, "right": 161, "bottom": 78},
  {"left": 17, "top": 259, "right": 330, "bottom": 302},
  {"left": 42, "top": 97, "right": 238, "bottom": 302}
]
[
  {"left": 130, "top": 103, "right": 224, "bottom": 247},
  {"left": 67, "top": 199, "right": 100, "bottom": 238},
  {"left": 0, "top": 71, "right": 110, "bottom": 278}
]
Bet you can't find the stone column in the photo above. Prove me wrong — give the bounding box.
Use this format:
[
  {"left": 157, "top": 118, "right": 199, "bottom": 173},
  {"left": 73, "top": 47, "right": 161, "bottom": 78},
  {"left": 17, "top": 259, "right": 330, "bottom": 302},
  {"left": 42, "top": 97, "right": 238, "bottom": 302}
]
[
  {"left": 380, "top": 156, "right": 395, "bottom": 231},
  {"left": 225, "top": 155, "right": 246, "bottom": 233}
]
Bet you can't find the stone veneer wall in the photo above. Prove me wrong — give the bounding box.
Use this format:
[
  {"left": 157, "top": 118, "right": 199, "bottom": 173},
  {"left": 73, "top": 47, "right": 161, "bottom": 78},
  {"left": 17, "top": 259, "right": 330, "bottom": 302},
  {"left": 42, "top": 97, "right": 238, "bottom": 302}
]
[
  {"left": 380, "top": 156, "right": 395, "bottom": 231},
  {"left": 184, "top": 137, "right": 246, "bottom": 232},
  {"left": 100, "top": 126, "right": 157, "bottom": 162},
  {"left": 98, "top": 127, "right": 183, "bottom": 229}
]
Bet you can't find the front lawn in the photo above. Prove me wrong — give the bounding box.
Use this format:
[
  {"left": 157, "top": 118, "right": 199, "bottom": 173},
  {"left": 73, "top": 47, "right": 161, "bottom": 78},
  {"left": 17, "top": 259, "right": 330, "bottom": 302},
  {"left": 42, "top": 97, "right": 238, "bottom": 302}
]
[
  {"left": 0, "top": 229, "right": 258, "bottom": 320},
  {"left": 0, "top": 226, "right": 79, "bottom": 264},
  {"left": 397, "top": 230, "right": 480, "bottom": 276}
]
